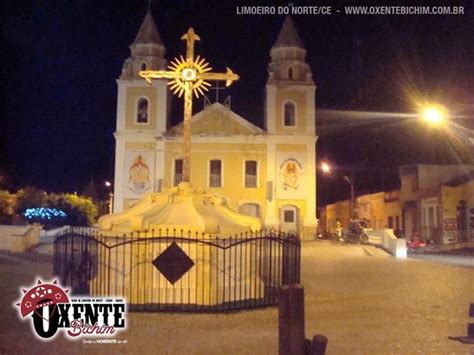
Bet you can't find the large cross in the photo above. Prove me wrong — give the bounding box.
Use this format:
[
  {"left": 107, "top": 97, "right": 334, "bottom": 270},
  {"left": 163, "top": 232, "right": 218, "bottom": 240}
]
[{"left": 139, "top": 28, "right": 239, "bottom": 182}]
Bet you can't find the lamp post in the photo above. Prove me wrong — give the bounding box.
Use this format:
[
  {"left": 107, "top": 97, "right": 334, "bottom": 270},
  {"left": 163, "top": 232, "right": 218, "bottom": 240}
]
[
  {"left": 105, "top": 181, "right": 113, "bottom": 214},
  {"left": 321, "top": 162, "right": 357, "bottom": 219}
]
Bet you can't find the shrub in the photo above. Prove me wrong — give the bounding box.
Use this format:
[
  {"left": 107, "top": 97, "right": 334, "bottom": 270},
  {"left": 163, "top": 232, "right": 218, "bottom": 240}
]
[
  {"left": 0, "top": 190, "right": 15, "bottom": 224},
  {"left": 46, "top": 193, "right": 97, "bottom": 227}
]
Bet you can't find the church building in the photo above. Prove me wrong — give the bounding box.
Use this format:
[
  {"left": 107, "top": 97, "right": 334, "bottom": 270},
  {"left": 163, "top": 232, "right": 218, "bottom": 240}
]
[{"left": 112, "top": 12, "right": 318, "bottom": 238}]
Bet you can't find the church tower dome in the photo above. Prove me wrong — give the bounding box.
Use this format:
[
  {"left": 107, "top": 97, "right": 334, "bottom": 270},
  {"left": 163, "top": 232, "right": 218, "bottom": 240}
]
[
  {"left": 268, "top": 16, "right": 313, "bottom": 84},
  {"left": 265, "top": 16, "right": 316, "bottom": 134},
  {"left": 113, "top": 10, "right": 170, "bottom": 212},
  {"left": 120, "top": 10, "right": 167, "bottom": 80}
]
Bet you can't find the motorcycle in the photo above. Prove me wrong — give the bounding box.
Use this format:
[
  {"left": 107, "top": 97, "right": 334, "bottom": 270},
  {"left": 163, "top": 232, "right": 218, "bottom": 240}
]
[
  {"left": 344, "top": 220, "right": 369, "bottom": 244},
  {"left": 407, "top": 232, "right": 426, "bottom": 252}
]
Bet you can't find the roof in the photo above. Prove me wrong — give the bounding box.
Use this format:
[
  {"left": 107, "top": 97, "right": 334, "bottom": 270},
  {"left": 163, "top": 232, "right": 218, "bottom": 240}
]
[
  {"left": 166, "top": 103, "right": 264, "bottom": 136},
  {"left": 133, "top": 11, "right": 163, "bottom": 45},
  {"left": 444, "top": 170, "right": 474, "bottom": 187},
  {"left": 273, "top": 16, "right": 303, "bottom": 48}
]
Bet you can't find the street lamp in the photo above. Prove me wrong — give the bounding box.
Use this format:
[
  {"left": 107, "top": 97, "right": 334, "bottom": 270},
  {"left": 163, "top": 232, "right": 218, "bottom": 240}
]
[
  {"left": 105, "top": 181, "right": 113, "bottom": 214},
  {"left": 419, "top": 103, "right": 448, "bottom": 127},
  {"left": 320, "top": 162, "right": 357, "bottom": 218},
  {"left": 321, "top": 161, "right": 331, "bottom": 174}
]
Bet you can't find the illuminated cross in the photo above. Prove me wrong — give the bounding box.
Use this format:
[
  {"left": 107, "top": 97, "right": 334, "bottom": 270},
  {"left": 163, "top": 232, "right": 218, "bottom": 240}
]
[{"left": 139, "top": 28, "right": 239, "bottom": 182}]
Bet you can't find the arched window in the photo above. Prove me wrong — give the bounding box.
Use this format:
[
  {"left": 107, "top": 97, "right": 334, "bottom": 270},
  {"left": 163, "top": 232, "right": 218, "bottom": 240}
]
[
  {"left": 136, "top": 97, "right": 149, "bottom": 123},
  {"left": 141, "top": 62, "right": 147, "bottom": 71},
  {"left": 284, "top": 102, "right": 296, "bottom": 126},
  {"left": 288, "top": 67, "right": 293, "bottom": 79}
]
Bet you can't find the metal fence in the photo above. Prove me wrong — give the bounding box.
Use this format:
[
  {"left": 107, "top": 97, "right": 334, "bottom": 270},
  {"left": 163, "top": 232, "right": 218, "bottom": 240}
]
[{"left": 53, "top": 228, "right": 300, "bottom": 312}]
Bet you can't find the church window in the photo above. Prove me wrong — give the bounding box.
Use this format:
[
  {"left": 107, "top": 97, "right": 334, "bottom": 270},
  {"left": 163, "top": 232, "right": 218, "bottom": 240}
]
[
  {"left": 136, "top": 97, "right": 149, "bottom": 123},
  {"left": 288, "top": 67, "right": 293, "bottom": 79},
  {"left": 239, "top": 203, "right": 260, "bottom": 218},
  {"left": 284, "top": 210, "right": 295, "bottom": 223},
  {"left": 284, "top": 102, "right": 296, "bottom": 126},
  {"left": 209, "top": 160, "right": 222, "bottom": 187},
  {"left": 174, "top": 159, "right": 183, "bottom": 186},
  {"left": 141, "top": 62, "right": 147, "bottom": 71},
  {"left": 244, "top": 160, "right": 258, "bottom": 188}
]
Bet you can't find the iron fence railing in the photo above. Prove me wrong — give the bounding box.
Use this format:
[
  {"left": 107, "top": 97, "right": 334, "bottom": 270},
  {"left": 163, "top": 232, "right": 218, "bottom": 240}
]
[{"left": 53, "top": 228, "right": 300, "bottom": 312}]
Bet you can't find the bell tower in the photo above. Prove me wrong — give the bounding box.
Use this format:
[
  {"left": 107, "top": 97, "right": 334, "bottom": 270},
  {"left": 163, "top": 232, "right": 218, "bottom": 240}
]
[
  {"left": 264, "top": 16, "right": 318, "bottom": 238},
  {"left": 265, "top": 16, "right": 315, "bottom": 135},
  {"left": 113, "top": 11, "right": 168, "bottom": 212}
]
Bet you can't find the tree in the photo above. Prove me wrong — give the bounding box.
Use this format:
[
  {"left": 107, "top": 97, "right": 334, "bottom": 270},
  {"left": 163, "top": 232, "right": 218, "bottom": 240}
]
[
  {"left": 14, "top": 186, "right": 47, "bottom": 214},
  {"left": 47, "top": 193, "right": 98, "bottom": 226},
  {"left": 0, "top": 190, "right": 15, "bottom": 224}
]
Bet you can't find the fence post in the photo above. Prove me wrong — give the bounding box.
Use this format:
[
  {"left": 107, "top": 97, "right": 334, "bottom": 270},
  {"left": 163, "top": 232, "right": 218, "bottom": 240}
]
[
  {"left": 279, "top": 284, "right": 305, "bottom": 355},
  {"left": 279, "top": 285, "right": 291, "bottom": 355},
  {"left": 468, "top": 303, "right": 474, "bottom": 337},
  {"left": 449, "top": 302, "right": 474, "bottom": 344},
  {"left": 306, "top": 335, "right": 328, "bottom": 355}
]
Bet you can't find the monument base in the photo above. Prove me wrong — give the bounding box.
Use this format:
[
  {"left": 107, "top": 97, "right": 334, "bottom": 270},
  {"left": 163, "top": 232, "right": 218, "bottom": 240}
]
[{"left": 89, "top": 238, "right": 267, "bottom": 308}]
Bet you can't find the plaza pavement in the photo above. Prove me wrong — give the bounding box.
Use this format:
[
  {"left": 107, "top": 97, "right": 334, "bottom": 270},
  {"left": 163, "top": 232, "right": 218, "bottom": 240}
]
[{"left": 0, "top": 241, "right": 473, "bottom": 354}]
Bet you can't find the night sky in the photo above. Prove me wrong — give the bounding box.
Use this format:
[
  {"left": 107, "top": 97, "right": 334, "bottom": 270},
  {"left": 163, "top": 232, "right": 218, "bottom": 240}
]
[{"left": 1, "top": 0, "right": 473, "bottom": 206}]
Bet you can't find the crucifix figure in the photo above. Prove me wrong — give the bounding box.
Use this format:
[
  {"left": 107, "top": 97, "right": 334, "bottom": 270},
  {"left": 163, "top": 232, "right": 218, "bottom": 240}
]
[{"left": 139, "top": 28, "right": 239, "bottom": 182}]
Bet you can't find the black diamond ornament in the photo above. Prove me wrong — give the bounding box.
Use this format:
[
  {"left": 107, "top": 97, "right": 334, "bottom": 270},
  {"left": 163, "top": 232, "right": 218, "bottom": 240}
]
[{"left": 152, "top": 242, "right": 195, "bottom": 285}]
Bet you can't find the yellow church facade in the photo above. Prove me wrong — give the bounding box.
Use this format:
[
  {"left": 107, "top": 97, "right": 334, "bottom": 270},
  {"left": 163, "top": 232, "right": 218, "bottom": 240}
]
[{"left": 112, "top": 12, "right": 317, "bottom": 239}]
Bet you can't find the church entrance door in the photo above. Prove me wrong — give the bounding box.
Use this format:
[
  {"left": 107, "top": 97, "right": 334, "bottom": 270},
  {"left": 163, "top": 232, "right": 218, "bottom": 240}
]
[{"left": 280, "top": 205, "right": 299, "bottom": 234}]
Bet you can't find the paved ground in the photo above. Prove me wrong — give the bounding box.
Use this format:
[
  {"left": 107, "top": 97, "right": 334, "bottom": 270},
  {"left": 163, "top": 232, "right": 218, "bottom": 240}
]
[
  {"left": 0, "top": 241, "right": 473, "bottom": 354},
  {"left": 409, "top": 253, "right": 474, "bottom": 268}
]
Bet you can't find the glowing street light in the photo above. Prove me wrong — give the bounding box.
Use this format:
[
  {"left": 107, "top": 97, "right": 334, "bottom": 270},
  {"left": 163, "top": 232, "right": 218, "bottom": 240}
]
[
  {"left": 423, "top": 107, "right": 442, "bottom": 124},
  {"left": 419, "top": 104, "right": 448, "bottom": 126},
  {"left": 105, "top": 181, "right": 113, "bottom": 214},
  {"left": 321, "top": 162, "right": 331, "bottom": 174}
]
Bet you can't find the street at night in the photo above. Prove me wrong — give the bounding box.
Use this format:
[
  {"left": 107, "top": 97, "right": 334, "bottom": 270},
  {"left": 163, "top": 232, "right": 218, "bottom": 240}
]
[{"left": 1, "top": 241, "right": 473, "bottom": 353}]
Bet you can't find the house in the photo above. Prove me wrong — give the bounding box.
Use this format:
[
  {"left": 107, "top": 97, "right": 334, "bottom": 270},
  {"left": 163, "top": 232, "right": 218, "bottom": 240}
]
[{"left": 399, "top": 164, "right": 474, "bottom": 243}]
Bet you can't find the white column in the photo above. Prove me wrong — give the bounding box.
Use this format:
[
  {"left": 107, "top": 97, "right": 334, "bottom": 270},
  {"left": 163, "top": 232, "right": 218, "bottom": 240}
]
[
  {"left": 303, "top": 138, "right": 317, "bottom": 227},
  {"left": 305, "top": 86, "right": 316, "bottom": 135},
  {"left": 116, "top": 80, "right": 126, "bottom": 131},
  {"left": 265, "top": 85, "right": 277, "bottom": 133},
  {"left": 264, "top": 141, "right": 279, "bottom": 227},
  {"left": 113, "top": 136, "right": 125, "bottom": 213},
  {"left": 156, "top": 81, "right": 167, "bottom": 133},
  {"left": 155, "top": 137, "right": 165, "bottom": 191}
]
